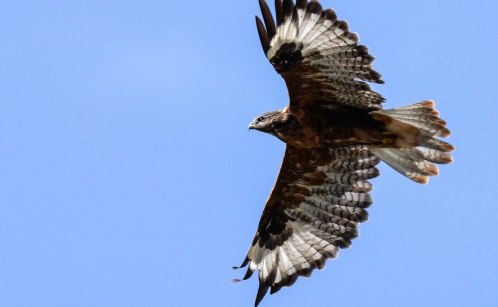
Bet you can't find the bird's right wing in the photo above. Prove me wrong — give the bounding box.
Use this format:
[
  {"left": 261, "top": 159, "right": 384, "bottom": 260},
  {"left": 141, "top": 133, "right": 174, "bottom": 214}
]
[{"left": 235, "top": 145, "right": 380, "bottom": 306}]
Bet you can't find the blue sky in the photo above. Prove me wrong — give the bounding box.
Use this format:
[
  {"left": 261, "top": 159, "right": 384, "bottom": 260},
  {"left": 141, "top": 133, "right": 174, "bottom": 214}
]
[{"left": 1, "top": 1, "right": 497, "bottom": 306}]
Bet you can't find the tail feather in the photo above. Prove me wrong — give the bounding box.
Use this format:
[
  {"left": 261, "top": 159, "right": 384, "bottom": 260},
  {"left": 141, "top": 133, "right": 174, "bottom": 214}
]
[
  {"left": 421, "top": 136, "right": 454, "bottom": 152},
  {"left": 418, "top": 147, "right": 453, "bottom": 164},
  {"left": 369, "top": 101, "right": 454, "bottom": 184},
  {"left": 375, "top": 100, "right": 451, "bottom": 137},
  {"left": 369, "top": 147, "right": 438, "bottom": 184}
]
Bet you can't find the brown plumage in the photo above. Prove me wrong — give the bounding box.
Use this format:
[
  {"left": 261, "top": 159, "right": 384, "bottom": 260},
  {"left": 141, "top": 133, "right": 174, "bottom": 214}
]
[{"left": 236, "top": 1, "right": 454, "bottom": 306}]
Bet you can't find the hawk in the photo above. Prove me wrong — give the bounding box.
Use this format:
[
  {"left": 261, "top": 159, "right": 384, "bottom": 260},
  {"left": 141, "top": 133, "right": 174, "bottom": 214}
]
[{"left": 234, "top": 0, "right": 454, "bottom": 305}]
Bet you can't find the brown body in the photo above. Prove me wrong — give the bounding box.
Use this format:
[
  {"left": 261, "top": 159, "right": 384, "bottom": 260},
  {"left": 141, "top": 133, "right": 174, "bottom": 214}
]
[
  {"left": 274, "top": 106, "right": 388, "bottom": 147},
  {"left": 251, "top": 105, "right": 406, "bottom": 149}
]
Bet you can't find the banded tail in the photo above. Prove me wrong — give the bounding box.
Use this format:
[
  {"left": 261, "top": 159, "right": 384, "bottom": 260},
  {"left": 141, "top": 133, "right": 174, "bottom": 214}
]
[{"left": 369, "top": 101, "right": 454, "bottom": 184}]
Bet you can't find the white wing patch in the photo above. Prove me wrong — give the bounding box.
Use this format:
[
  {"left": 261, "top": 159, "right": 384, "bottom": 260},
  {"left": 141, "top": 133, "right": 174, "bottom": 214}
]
[
  {"left": 255, "top": 0, "right": 384, "bottom": 110},
  {"left": 235, "top": 145, "right": 380, "bottom": 306}
]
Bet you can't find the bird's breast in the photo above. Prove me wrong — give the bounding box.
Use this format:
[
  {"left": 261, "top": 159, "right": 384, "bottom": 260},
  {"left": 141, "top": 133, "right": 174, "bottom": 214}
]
[{"left": 275, "top": 108, "right": 387, "bottom": 148}]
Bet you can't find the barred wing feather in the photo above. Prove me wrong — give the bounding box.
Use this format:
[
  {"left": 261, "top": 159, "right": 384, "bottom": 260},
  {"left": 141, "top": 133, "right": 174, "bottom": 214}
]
[
  {"left": 256, "top": 0, "right": 385, "bottom": 110},
  {"left": 235, "top": 145, "right": 380, "bottom": 306}
]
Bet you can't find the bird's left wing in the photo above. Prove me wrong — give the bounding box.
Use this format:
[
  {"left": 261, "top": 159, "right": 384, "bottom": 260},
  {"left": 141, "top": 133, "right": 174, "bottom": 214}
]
[
  {"left": 235, "top": 145, "right": 380, "bottom": 306},
  {"left": 256, "top": 0, "right": 384, "bottom": 111}
]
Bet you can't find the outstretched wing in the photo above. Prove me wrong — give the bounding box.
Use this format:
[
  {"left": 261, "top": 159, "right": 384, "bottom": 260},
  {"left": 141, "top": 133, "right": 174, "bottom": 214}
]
[
  {"left": 256, "top": 0, "right": 384, "bottom": 110},
  {"left": 235, "top": 145, "right": 380, "bottom": 306}
]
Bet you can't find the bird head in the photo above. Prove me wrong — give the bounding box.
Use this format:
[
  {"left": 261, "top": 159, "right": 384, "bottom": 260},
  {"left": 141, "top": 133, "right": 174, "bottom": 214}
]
[{"left": 248, "top": 111, "right": 281, "bottom": 133}]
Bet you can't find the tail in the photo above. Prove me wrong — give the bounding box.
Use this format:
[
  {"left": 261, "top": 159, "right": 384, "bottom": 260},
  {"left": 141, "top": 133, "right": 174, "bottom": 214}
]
[{"left": 368, "top": 100, "right": 454, "bottom": 184}]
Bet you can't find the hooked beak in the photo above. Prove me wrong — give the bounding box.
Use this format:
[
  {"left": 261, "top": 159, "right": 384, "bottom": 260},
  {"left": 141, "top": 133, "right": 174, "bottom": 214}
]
[{"left": 248, "top": 121, "right": 256, "bottom": 130}]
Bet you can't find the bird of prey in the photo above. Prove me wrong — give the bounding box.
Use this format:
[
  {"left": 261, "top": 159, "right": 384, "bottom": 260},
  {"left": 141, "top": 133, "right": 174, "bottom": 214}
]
[{"left": 234, "top": 0, "right": 454, "bottom": 305}]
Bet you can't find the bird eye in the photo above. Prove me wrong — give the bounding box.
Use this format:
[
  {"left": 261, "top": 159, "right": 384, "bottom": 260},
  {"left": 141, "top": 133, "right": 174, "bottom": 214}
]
[{"left": 257, "top": 116, "right": 264, "bottom": 122}]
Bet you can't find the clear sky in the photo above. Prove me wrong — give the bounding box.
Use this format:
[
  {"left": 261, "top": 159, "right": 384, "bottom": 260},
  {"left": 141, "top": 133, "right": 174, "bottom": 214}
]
[{"left": 1, "top": 1, "right": 497, "bottom": 306}]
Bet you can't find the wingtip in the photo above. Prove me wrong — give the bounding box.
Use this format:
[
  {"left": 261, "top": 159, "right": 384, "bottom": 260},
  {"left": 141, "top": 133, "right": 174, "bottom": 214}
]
[
  {"left": 255, "top": 16, "right": 270, "bottom": 55},
  {"left": 258, "top": 0, "right": 276, "bottom": 40},
  {"left": 255, "top": 283, "right": 269, "bottom": 307}
]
